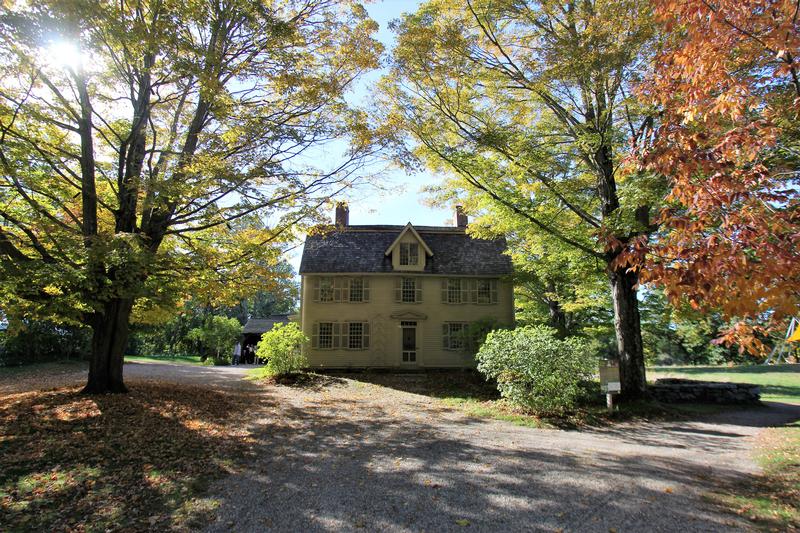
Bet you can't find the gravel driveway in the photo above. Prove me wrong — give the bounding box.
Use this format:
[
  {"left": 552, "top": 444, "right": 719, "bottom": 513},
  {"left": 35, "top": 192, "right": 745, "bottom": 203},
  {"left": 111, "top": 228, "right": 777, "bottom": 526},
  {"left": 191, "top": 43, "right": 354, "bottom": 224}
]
[
  {"left": 199, "top": 371, "right": 799, "bottom": 533},
  {"left": 4, "top": 362, "right": 797, "bottom": 532}
]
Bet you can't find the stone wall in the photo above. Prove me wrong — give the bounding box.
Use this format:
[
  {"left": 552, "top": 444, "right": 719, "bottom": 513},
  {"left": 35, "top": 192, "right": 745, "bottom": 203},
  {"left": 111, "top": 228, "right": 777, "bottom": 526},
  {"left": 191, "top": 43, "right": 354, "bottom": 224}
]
[{"left": 649, "top": 378, "right": 761, "bottom": 404}]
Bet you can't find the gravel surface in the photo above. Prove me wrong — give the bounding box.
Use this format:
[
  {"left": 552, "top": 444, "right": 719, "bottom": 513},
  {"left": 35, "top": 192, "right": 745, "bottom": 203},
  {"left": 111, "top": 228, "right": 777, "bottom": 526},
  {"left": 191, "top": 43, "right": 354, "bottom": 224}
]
[{"left": 3, "top": 362, "right": 797, "bottom": 532}]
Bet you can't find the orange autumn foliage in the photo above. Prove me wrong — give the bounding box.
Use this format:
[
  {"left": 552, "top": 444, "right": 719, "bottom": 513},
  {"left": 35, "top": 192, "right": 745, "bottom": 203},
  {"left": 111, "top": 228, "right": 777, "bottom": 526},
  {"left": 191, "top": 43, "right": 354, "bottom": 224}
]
[{"left": 637, "top": 0, "right": 800, "bottom": 354}]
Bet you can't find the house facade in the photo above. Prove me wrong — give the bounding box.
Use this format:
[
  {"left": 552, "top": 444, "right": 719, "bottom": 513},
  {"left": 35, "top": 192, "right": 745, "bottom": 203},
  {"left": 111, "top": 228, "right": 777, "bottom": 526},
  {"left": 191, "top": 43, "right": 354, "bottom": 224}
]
[{"left": 298, "top": 204, "right": 514, "bottom": 368}]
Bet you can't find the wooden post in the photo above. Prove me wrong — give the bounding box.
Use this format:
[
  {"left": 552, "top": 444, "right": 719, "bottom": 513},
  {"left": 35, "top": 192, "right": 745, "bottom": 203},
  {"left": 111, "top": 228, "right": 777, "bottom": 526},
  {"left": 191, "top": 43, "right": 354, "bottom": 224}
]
[{"left": 607, "top": 392, "right": 614, "bottom": 415}]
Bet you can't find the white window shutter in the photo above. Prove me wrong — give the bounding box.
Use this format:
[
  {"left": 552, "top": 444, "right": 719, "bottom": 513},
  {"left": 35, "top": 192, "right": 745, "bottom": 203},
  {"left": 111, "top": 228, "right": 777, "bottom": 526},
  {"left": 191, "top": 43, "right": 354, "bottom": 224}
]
[
  {"left": 313, "top": 277, "right": 320, "bottom": 302},
  {"left": 363, "top": 322, "right": 370, "bottom": 349},
  {"left": 462, "top": 279, "right": 471, "bottom": 304},
  {"left": 312, "top": 322, "right": 319, "bottom": 348},
  {"left": 441, "top": 279, "right": 447, "bottom": 303},
  {"left": 342, "top": 322, "right": 350, "bottom": 350},
  {"left": 416, "top": 278, "right": 422, "bottom": 302},
  {"left": 363, "top": 278, "right": 370, "bottom": 302},
  {"left": 333, "top": 323, "right": 341, "bottom": 349},
  {"left": 491, "top": 280, "right": 498, "bottom": 303},
  {"left": 442, "top": 323, "right": 449, "bottom": 349},
  {"left": 394, "top": 277, "right": 401, "bottom": 302}
]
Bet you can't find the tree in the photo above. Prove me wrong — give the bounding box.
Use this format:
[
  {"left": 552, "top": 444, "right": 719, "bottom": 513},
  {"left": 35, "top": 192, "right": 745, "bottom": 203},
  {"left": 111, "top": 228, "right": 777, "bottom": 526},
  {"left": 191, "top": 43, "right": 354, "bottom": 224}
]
[
  {"left": 382, "top": 0, "right": 658, "bottom": 396},
  {"left": 0, "top": 1, "right": 382, "bottom": 392},
  {"left": 186, "top": 315, "right": 241, "bottom": 364},
  {"left": 636, "top": 0, "right": 800, "bottom": 353}
]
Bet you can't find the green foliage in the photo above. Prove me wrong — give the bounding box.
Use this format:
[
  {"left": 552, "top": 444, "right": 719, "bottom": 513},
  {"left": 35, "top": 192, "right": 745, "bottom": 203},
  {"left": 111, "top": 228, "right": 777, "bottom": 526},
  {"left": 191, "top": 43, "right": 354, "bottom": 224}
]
[
  {"left": 186, "top": 316, "right": 242, "bottom": 365},
  {"left": 476, "top": 326, "right": 595, "bottom": 415},
  {"left": 457, "top": 316, "right": 511, "bottom": 354},
  {"left": 255, "top": 322, "right": 308, "bottom": 378},
  {"left": 0, "top": 322, "right": 90, "bottom": 366}
]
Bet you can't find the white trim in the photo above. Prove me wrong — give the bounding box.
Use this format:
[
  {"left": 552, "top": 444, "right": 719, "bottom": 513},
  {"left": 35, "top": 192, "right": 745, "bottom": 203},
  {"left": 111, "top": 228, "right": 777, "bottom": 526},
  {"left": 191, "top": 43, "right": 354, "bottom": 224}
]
[{"left": 383, "top": 223, "right": 434, "bottom": 257}]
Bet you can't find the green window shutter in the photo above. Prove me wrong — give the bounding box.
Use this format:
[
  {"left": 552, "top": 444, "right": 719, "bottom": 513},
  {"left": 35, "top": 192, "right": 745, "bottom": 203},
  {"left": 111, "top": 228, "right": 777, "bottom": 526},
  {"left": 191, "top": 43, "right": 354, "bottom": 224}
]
[
  {"left": 363, "top": 322, "right": 370, "bottom": 349},
  {"left": 333, "top": 323, "right": 341, "bottom": 349},
  {"left": 394, "top": 277, "right": 401, "bottom": 302},
  {"left": 312, "top": 277, "right": 320, "bottom": 302},
  {"left": 312, "top": 322, "right": 319, "bottom": 348},
  {"left": 442, "top": 323, "right": 449, "bottom": 350},
  {"left": 363, "top": 278, "right": 370, "bottom": 302}
]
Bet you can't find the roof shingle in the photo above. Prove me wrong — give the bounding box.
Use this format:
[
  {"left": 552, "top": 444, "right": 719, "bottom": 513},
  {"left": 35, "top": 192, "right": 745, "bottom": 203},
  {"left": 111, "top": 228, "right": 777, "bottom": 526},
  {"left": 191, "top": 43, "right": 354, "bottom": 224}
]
[{"left": 299, "top": 225, "right": 512, "bottom": 276}]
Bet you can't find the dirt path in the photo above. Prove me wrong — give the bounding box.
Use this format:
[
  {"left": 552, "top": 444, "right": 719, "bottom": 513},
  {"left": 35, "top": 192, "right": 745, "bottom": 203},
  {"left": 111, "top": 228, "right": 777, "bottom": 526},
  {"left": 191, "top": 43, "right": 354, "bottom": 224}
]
[
  {"left": 3, "top": 363, "right": 797, "bottom": 532},
  {"left": 204, "top": 374, "right": 800, "bottom": 533}
]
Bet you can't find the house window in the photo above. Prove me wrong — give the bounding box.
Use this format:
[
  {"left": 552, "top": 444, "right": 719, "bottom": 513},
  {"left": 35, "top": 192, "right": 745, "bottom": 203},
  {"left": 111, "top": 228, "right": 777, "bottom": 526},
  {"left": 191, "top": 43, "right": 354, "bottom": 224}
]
[
  {"left": 318, "top": 322, "right": 334, "bottom": 349},
  {"left": 395, "top": 276, "right": 423, "bottom": 303},
  {"left": 319, "top": 277, "right": 335, "bottom": 302},
  {"left": 348, "top": 322, "right": 363, "bottom": 349},
  {"left": 313, "top": 322, "right": 369, "bottom": 350},
  {"left": 349, "top": 278, "right": 365, "bottom": 302},
  {"left": 447, "top": 279, "right": 462, "bottom": 303},
  {"left": 475, "top": 279, "right": 497, "bottom": 304},
  {"left": 399, "top": 242, "right": 419, "bottom": 266},
  {"left": 442, "top": 322, "right": 468, "bottom": 351}
]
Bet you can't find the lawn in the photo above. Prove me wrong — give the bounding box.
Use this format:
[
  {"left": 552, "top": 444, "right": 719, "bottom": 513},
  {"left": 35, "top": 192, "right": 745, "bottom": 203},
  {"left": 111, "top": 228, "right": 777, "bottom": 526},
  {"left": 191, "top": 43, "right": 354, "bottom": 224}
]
[
  {"left": 0, "top": 382, "right": 256, "bottom": 531},
  {"left": 649, "top": 364, "right": 800, "bottom": 404},
  {"left": 124, "top": 354, "right": 204, "bottom": 366}
]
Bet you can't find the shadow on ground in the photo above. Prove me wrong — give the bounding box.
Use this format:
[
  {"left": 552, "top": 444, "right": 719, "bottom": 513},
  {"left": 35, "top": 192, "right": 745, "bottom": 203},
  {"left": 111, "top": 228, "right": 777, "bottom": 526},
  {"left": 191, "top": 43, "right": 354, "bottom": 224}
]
[
  {"left": 205, "top": 376, "right": 800, "bottom": 532},
  {"left": 0, "top": 380, "right": 267, "bottom": 531}
]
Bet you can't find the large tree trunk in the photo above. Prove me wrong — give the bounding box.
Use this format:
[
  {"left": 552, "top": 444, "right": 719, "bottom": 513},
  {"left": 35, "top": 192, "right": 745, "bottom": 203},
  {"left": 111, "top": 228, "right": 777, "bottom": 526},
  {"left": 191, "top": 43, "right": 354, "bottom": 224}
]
[
  {"left": 82, "top": 298, "right": 134, "bottom": 394},
  {"left": 609, "top": 265, "right": 646, "bottom": 398}
]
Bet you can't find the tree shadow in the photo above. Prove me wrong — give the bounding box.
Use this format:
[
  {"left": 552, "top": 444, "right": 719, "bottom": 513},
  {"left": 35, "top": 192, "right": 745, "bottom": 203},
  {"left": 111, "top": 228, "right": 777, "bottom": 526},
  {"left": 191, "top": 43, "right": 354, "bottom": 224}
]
[
  {"left": 0, "top": 381, "right": 271, "bottom": 531},
  {"left": 323, "top": 370, "right": 500, "bottom": 402},
  {"left": 204, "top": 385, "right": 768, "bottom": 532}
]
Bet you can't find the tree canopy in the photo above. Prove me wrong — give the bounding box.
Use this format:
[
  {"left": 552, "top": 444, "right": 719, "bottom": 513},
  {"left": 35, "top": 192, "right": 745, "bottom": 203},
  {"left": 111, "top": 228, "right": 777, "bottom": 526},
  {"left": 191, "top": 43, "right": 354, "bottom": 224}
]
[
  {"left": 0, "top": 0, "right": 382, "bottom": 392},
  {"left": 636, "top": 0, "right": 800, "bottom": 353}
]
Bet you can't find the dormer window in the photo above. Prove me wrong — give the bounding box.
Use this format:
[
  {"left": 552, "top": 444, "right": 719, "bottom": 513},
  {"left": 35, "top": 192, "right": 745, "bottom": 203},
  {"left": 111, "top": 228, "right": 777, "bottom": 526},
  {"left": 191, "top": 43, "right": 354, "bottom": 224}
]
[{"left": 399, "top": 242, "right": 419, "bottom": 266}]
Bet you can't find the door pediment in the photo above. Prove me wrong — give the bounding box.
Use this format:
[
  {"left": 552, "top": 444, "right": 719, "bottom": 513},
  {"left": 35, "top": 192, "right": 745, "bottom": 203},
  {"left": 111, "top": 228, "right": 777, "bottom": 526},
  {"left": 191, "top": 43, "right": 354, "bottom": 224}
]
[{"left": 390, "top": 311, "right": 428, "bottom": 320}]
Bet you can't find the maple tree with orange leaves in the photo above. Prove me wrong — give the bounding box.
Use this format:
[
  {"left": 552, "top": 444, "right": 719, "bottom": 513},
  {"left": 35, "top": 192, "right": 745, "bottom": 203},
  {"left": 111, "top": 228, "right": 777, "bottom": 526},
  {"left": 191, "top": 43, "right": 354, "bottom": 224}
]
[{"left": 636, "top": 0, "right": 800, "bottom": 354}]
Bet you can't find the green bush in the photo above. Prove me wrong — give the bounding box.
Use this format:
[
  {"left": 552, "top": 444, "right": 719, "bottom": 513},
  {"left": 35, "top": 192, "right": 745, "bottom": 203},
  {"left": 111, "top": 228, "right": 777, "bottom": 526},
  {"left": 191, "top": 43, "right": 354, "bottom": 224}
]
[
  {"left": 186, "top": 316, "right": 241, "bottom": 365},
  {"left": 255, "top": 322, "right": 308, "bottom": 378},
  {"left": 476, "top": 325, "right": 594, "bottom": 415}
]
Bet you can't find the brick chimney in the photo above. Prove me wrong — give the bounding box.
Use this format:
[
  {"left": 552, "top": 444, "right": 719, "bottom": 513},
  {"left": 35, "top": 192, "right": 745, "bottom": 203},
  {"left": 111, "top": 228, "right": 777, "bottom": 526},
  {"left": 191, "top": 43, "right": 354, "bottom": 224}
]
[
  {"left": 335, "top": 202, "right": 349, "bottom": 227},
  {"left": 454, "top": 205, "right": 468, "bottom": 228}
]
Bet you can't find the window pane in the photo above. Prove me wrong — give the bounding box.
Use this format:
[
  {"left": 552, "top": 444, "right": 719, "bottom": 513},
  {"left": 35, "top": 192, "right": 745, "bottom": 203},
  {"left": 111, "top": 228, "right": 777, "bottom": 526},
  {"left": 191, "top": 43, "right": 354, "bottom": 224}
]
[
  {"left": 477, "top": 279, "right": 491, "bottom": 304},
  {"left": 409, "top": 243, "right": 419, "bottom": 264},
  {"left": 349, "top": 278, "right": 363, "bottom": 302},
  {"left": 320, "top": 277, "right": 334, "bottom": 302},
  {"left": 399, "top": 243, "right": 409, "bottom": 265},
  {"left": 447, "top": 323, "right": 465, "bottom": 350},
  {"left": 402, "top": 277, "right": 416, "bottom": 302},
  {"left": 348, "top": 322, "right": 363, "bottom": 349},
  {"left": 319, "top": 322, "right": 333, "bottom": 349},
  {"left": 447, "top": 279, "right": 461, "bottom": 303}
]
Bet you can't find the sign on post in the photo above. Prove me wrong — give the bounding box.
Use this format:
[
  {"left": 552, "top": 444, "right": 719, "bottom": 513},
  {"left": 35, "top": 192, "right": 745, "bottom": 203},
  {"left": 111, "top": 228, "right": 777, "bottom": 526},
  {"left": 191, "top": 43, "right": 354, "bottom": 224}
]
[{"left": 599, "top": 359, "right": 621, "bottom": 413}]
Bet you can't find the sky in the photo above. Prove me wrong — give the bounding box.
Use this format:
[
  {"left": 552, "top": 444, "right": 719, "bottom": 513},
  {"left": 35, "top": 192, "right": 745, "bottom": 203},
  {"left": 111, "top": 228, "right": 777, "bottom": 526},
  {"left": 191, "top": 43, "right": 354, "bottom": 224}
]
[{"left": 288, "top": 0, "right": 457, "bottom": 273}]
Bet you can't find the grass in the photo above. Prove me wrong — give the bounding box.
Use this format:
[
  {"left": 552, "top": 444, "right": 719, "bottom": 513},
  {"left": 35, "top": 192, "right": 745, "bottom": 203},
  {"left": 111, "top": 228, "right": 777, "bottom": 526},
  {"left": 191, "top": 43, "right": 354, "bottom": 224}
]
[
  {"left": 124, "top": 354, "right": 204, "bottom": 366},
  {"left": 0, "top": 382, "right": 257, "bottom": 531},
  {"left": 708, "top": 420, "right": 800, "bottom": 530},
  {"left": 649, "top": 364, "right": 800, "bottom": 404}
]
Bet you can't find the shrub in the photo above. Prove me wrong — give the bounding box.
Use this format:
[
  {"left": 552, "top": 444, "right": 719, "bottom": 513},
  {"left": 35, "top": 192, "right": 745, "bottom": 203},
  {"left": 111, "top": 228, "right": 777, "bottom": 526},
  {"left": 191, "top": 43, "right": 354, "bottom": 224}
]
[
  {"left": 255, "top": 322, "right": 308, "bottom": 378},
  {"left": 476, "top": 325, "right": 594, "bottom": 415},
  {"left": 186, "top": 316, "right": 242, "bottom": 365}
]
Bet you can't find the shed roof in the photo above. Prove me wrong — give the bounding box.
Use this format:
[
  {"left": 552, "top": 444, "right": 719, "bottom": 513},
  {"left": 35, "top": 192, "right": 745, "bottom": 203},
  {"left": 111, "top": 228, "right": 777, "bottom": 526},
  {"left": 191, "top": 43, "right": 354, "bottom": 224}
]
[
  {"left": 243, "top": 315, "right": 291, "bottom": 335},
  {"left": 299, "top": 224, "right": 512, "bottom": 276}
]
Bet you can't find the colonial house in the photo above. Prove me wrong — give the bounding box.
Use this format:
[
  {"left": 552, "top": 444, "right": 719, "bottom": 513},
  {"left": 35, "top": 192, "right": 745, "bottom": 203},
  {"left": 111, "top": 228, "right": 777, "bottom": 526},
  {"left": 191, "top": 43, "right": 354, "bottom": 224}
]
[{"left": 298, "top": 204, "right": 514, "bottom": 368}]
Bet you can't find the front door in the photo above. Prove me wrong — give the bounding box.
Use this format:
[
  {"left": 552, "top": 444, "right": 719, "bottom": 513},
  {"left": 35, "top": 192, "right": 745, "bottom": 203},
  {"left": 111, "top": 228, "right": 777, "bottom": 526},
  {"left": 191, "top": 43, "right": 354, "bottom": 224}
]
[{"left": 401, "top": 321, "right": 417, "bottom": 364}]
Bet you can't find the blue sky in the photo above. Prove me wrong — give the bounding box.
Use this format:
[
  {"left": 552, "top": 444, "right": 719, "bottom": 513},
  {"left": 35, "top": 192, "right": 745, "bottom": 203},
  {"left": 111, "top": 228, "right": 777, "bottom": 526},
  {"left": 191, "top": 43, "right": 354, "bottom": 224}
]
[{"left": 288, "top": 0, "right": 455, "bottom": 272}]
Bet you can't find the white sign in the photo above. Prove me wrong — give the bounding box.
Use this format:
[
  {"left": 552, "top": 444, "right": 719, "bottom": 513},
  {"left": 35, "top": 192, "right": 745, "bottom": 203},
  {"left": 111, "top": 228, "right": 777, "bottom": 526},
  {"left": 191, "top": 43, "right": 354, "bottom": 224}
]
[{"left": 603, "top": 381, "right": 621, "bottom": 393}]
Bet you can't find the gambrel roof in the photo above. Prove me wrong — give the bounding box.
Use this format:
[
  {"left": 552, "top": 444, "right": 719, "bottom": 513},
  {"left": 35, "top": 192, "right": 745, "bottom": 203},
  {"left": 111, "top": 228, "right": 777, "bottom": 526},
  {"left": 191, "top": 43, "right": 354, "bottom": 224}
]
[{"left": 299, "top": 224, "right": 513, "bottom": 276}]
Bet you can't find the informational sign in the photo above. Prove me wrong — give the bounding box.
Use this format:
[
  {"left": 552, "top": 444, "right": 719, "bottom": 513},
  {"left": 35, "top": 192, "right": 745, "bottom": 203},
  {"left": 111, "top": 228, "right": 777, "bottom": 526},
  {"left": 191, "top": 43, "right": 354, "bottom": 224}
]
[{"left": 599, "top": 359, "right": 621, "bottom": 394}]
